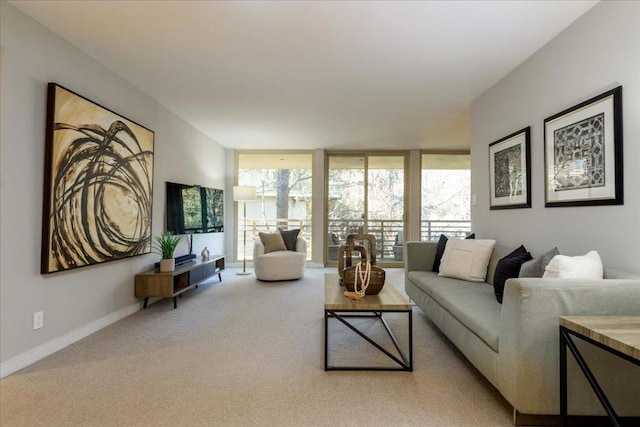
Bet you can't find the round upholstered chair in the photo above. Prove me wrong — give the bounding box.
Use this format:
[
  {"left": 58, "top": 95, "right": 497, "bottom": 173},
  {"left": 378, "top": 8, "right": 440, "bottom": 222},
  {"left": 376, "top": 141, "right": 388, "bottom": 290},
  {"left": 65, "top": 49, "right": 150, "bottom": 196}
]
[{"left": 253, "top": 233, "right": 307, "bottom": 281}]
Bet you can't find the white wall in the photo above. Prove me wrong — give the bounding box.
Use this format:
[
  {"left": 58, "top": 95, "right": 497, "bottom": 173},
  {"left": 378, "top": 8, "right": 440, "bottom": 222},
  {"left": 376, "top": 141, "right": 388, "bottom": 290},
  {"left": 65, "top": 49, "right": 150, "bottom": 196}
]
[
  {"left": 0, "top": 3, "right": 226, "bottom": 374},
  {"left": 470, "top": 1, "right": 640, "bottom": 272}
]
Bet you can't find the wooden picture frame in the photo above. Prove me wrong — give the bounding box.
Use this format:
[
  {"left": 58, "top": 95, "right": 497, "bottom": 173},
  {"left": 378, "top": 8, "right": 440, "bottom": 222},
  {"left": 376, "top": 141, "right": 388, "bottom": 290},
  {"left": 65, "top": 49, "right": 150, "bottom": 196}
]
[
  {"left": 41, "top": 83, "right": 155, "bottom": 274},
  {"left": 544, "top": 86, "right": 623, "bottom": 207},
  {"left": 489, "top": 127, "right": 531, "bottom": 210}
]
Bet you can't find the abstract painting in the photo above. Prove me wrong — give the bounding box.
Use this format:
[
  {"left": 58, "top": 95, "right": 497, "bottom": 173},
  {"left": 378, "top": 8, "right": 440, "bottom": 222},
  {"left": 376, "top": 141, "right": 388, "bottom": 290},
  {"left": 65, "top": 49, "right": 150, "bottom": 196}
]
[
  {"left": 489, "top": 127, "right": 531, "bottom": 210},
  {"left": 544, "top": 86, "right": 622, "bottom": 207},
  {"left": 41, "top": 83, "right": 155, "bottom": 273}
]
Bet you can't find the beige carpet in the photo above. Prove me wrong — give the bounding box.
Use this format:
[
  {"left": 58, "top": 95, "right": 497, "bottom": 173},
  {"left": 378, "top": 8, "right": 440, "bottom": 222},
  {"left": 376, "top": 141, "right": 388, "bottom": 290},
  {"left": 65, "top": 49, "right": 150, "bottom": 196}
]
[{"left": 0, "top": 268, "right": 513, "bottom": 426}]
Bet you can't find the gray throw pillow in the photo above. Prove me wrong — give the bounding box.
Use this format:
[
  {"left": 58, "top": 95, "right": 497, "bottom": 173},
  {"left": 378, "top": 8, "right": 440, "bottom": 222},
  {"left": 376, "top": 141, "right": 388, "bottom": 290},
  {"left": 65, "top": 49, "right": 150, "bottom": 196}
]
[{"left": 519, "top": 247, "right": 560, "bottom": 278}]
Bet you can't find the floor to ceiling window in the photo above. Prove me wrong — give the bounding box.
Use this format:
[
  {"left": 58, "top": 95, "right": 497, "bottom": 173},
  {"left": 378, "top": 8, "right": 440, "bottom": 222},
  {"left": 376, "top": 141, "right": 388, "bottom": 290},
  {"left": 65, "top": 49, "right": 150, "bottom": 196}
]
[
  {"left": 421, "top": 153, "right": 471, "bottom": 240},
  {"left": 326, "top": 152, "right": 406, "bottom": 265},
  {"left": 236, "top": 152, "right": 313, "bottom": 261}
]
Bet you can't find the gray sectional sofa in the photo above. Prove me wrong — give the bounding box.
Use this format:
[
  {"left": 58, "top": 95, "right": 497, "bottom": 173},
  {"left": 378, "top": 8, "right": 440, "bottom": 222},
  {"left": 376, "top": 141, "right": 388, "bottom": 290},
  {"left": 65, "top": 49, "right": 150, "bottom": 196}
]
[{"left": 405, "top": 240, "right": 640, "bottom": 425}]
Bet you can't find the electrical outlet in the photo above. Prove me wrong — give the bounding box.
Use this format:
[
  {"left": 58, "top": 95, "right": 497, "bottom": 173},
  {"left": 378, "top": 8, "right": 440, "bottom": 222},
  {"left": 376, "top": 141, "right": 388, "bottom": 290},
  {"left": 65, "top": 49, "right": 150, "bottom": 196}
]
[
  {"left": 472, "top": 195, "right": 477, "bottom": 206},
  {"left": 33, "top": 311, "right": 44, "bottom": 330}
]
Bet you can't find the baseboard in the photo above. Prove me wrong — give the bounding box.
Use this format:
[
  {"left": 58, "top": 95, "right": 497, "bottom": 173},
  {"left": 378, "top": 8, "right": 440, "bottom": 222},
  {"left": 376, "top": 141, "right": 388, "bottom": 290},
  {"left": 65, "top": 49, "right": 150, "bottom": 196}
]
[
  {"left": 227, "top": 262, "right": 325, "bottom": 269},
  {"left": 0, "top": 302, "right": 140, "bottom": 379},
  {"left": 513, "top": 409, "right": 640, "bottom": 426},
  {"left": 306, "top": 262, "right": 324, "bottom": 268},
  {"left": 513, "top": 410, "right": 558, "bottom": 426}
]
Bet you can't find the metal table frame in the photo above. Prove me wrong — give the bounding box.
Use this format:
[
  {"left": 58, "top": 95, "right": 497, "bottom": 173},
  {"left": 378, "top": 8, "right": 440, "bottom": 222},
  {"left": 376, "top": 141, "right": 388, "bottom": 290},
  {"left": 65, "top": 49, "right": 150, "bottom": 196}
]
[
  {"left": 324, "top": 308, "right": 413, "bottom": 371},
  {"left": 559, "top": 325, "right": 640, "bottom": 427}
]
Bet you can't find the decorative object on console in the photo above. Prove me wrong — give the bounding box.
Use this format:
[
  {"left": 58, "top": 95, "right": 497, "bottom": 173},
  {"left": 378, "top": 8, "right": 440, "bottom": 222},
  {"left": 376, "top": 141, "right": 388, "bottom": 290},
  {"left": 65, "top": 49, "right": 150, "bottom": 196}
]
[
  {"left": 201, "top": 247, "right": 209, "bottom": 260},
  {"left": 493, "top": 245, "right": 533, "bottom": 303},
  {"left": 343, "top": 260, "right": 373, "bottom": 300},
  {"left": 153, "top": 232, "right": 183, "bottom": 272},
  {"left": 544, "top": 86, "right": 623, "bottom": 207},
  {"left": 489, "top": 127, "right": 531, "bottom": 210},
  {"left": 338, "top": 232, "right": 385, "bottom": 295},
  {"left": 234, "top": 185, "right": 257, "bottom": 275},
  {"left": 337, "top": 232, "right": 375, "bottom": 282},
  {"left": 41, "top": 83, "right": 154, "bottom": 274},
  {"left": 343, "top": 260, "right": 385, "bottom": 295},
  {"left": 342, "top": 247, "right": 386, "bottom": 295},
  {"left": 542, "top": 250, "right": 603, "bottom": 280},
  {"left": 438, "top": 238, "right": 496, "bottom": 282}
]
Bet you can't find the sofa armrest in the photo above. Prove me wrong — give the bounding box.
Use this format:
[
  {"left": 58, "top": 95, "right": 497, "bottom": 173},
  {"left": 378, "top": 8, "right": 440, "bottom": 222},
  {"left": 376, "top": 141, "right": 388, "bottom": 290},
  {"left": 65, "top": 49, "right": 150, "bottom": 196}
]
[
  {"left": 405, "top": 241, "right": 437, "bottom": 273},
  {"left": 498, "top": 277, "right": 640, "bottom": 415}
]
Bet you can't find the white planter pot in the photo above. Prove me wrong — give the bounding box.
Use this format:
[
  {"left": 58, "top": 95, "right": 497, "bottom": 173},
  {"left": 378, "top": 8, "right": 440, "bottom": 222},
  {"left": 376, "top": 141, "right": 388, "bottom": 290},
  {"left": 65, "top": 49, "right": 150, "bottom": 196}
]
[{"left": 159, "top": 258, "right": 175, "bottom": 272}]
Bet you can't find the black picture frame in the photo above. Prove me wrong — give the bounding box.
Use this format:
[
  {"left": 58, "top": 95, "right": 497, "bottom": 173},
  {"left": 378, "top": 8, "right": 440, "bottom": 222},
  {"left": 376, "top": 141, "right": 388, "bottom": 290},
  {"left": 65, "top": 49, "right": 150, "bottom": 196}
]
[
  {"left": 544, "top": 86, "right": 623, "bottom": 207},
  {"left": 42, "top": 83, "right": 155, "bottom": 274},
  {"left": 489, "top": 127, "right": 531, "bottom": 210}
]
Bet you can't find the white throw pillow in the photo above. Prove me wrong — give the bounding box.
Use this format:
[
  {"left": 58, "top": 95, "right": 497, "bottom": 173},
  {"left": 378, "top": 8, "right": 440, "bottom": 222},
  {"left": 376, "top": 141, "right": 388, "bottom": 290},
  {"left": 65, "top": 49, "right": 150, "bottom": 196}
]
[
  {"left": 438, "top": 239, "right": 496, "bottom": 282},
  {"left": 543, "top": 250, "right": 603, "bottom": 279}
]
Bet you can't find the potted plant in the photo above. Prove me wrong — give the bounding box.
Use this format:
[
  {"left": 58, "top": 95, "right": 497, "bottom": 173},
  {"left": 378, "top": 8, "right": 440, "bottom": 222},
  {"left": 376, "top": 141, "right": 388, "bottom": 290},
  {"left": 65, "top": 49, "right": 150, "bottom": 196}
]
[{"left": 153, "top": 232, "right": 182, "bottom": 272}]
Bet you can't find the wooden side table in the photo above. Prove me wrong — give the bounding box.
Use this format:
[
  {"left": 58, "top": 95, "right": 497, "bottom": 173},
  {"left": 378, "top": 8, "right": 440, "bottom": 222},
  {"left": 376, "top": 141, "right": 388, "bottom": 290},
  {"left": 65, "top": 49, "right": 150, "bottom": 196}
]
[{"left": 559, "top": 316, "right": 640, "bottom": 427}]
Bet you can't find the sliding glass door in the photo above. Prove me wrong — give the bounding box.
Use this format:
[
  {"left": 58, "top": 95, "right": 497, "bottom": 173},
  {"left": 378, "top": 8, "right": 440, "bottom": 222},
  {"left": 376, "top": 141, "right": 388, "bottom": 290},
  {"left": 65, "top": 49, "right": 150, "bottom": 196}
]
[
  {"left": 236, "top": 152, "right": 313, "bottom": 261},
  {"left": 326, "top": 153, "right": 406, "bottom": 266}
]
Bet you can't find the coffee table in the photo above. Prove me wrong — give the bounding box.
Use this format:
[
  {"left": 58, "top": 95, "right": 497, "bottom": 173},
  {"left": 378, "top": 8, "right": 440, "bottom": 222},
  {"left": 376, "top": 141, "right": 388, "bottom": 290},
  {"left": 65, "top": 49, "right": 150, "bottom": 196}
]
[{"left": 324, "top": 273, "right": 413, "bottom": 371}]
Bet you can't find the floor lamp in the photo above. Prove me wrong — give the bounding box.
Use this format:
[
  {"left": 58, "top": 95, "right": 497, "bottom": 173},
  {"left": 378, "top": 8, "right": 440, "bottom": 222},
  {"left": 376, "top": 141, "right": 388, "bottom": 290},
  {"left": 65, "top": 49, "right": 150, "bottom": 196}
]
[{"left": 234, "top": 185, "right": 256, "bottom": 275}]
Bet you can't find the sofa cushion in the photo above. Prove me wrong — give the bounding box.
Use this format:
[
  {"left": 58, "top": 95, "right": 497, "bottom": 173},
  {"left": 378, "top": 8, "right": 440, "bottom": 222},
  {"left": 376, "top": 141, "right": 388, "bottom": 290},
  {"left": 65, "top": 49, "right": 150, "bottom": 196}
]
[
  {"left": 422, "top": 276, "right": 501, "bottom": 351},
  {"left": 407, "top": 271, "right": 449, "bottom": 297},
  {"left": 519, "top": 247, "right": 559, "bottom": 277},
  {"left": 543, "top": 250, "right": 603, "bottom": 279},
  {"left": 432, "top": 233, "right": 475, "bottom": 273},
  {"left": 439, "top": 239, "right": 495, "bottom": 282},
  {"left": 493, "top": 246, "right": 532, "bottom": 303},
  {"left": 259, "top": 232, "right": 287, "bottom": 253},
  {"left": 279, "top": 228, "right": 300, "bottom": 251}
]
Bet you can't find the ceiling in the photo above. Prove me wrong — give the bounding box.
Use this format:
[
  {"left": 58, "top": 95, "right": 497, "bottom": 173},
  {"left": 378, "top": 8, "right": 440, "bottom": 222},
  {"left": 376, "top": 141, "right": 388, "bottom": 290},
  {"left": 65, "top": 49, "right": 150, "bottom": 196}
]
[{"left": 10, "top": 0, "right": 598, "bottom": 151}]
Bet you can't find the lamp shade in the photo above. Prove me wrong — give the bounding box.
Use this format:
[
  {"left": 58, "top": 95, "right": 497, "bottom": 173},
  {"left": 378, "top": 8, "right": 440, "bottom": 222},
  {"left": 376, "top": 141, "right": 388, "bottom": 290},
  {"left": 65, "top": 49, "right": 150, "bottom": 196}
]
[{"left": 233, "top": 185, "right": 256, "bottom": 202}]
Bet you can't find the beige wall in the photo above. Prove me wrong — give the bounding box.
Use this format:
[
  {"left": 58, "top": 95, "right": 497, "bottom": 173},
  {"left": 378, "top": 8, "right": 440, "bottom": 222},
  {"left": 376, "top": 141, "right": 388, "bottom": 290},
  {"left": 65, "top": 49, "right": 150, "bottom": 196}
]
[
  {"left": 0, "top": 3, "right": 226, "bottom": 374},
  {"left": 470, "top": 0, "right": 640, "bottom": 272}
]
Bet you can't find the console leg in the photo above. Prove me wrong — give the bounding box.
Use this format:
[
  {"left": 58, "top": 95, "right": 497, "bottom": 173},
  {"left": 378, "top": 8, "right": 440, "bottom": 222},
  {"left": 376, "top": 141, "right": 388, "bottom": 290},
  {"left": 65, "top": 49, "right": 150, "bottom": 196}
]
[
  {"left": 143, "top": 298, "right": 149, "bottom": 309},
  {"left": 173, "top": 297, "right": 177, "bottom": 309}
]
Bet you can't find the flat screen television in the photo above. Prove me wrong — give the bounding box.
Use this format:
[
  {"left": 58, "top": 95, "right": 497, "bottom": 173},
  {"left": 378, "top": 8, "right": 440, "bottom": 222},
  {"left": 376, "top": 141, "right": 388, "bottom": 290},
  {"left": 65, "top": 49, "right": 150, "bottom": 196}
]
[{"left": 166, "top": 182, "right": 224, "bottom": 234}]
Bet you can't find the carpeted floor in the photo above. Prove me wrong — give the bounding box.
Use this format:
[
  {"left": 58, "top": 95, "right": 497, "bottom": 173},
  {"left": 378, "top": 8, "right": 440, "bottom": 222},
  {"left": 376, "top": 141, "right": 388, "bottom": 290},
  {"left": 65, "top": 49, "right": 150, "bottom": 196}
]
[{"left": 0, "top": 268, "right": 513, "bottom": 426}]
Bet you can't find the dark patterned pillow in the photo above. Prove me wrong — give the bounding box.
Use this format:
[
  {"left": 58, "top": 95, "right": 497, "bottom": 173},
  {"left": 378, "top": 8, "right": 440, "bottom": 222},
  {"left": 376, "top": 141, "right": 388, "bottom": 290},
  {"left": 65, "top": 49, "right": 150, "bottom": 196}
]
[
  {"left": 493, "top": 245, "right": 533, "bottom": 303},
  {"left": 279, "top": 229, "right": 300, "bottom": 251}
]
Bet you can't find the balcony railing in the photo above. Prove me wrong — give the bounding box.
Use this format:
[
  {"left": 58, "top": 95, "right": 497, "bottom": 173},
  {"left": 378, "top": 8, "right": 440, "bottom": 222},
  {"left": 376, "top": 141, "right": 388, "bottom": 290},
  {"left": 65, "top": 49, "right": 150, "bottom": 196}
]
[
  {"left": 327, "top": 219, "right": 471, "bottom": 262},
  {"left": 238, "top": 218, "right": 313, "bottom": 261},
  {"left": 237, "top": 218, "right": 470, "bottom": 262}
]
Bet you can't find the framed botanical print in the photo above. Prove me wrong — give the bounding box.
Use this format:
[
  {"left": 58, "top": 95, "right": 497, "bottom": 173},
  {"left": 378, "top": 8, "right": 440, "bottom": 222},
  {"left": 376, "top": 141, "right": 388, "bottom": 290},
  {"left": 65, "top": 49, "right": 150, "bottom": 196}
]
[
  {"left": 544, "top": 86, "right": 622, "bottom": 207},
  {"left": 489, "top": 127, "right": 531, "bottom": 210},
  {"left": 41, "top": 83, "right": 155, "bottom": 273}
]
